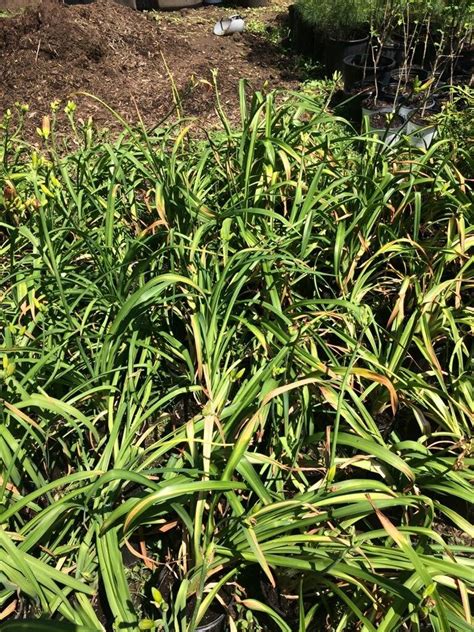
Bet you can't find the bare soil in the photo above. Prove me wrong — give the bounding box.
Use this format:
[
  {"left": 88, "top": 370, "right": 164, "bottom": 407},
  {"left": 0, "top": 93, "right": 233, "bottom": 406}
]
[{"left": 0, "top": 0, "right": 300, "bottom": 138}]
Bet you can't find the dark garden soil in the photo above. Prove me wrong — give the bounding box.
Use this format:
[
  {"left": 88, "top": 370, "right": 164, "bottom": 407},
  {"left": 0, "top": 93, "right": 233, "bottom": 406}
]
[
  {"left": 362, "top": 96, "right": 397, "bottom": 112},
  {"left": 0, "top": 0, "right": 299, "bottom": 138},
  {"left": 370, "top": 111, "right": 404, "bottom": 129}
]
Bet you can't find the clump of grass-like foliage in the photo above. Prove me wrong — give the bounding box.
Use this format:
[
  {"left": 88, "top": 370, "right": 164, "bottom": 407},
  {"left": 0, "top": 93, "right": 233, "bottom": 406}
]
[{"left": 0, "top": 84, "right": 473, "bottom": 631}]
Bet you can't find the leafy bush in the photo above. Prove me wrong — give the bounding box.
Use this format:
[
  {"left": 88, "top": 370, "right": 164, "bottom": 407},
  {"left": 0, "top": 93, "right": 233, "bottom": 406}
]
[
  {"left": 0, "top": 86, "right": 473, "bottom": 631},
  {"left": 295, "top": 0, "right": 374, "bottom": 38},
  {"left": 295, "top": 0, "right": 473, "bottom": 45},
  {"left": 435, "top": 85, "right": 474, "bottom": 157}
]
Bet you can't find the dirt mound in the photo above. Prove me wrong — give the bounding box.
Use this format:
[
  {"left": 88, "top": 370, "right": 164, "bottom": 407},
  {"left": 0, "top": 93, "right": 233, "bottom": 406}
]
[
  {"left": 0, "top": 0, "right": 185, "bottom": 129},
  {"left": 1, "top": 0, "right": 157, "bottom": 64},
  {"left": 0, "top": 0, "right": 299, "bottom": 137}
]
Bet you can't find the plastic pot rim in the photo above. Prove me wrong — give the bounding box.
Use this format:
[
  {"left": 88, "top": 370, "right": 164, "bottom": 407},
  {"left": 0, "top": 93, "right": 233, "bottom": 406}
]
[
  {"left": 196, "top": 613, "right": 226, "bottom": 632},
  {"left": 365, "top": 107, "right": 406, "bottom": 132},
  {"left": 343, "top": 53, "right": 395, "bottom": 70},
  {"left": 328, "top": 33, "right": 369, "bottom": 46}
]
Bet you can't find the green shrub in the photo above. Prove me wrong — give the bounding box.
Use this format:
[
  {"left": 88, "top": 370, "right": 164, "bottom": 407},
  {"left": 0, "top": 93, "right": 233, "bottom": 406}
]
[
  {"left": 296, "top": 0, "right": 374, "bottom": 38},
  {"left": 435, "top": 85, "right": 474, "bottom": 158}
]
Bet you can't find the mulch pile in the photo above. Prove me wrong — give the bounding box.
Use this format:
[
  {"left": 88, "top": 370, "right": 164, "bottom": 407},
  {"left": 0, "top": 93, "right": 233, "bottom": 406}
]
[{"left": 0, "top": 0, "right": 299, "bottom": 137}]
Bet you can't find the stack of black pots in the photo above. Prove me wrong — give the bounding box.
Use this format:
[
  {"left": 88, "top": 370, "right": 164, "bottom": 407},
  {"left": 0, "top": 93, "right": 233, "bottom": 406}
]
[{"left": 288, "top": 2, "right": 473, "bottom": 146}]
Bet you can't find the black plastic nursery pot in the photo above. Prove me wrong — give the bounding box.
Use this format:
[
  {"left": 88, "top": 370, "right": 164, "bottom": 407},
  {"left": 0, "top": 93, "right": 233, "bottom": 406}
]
[
  {"left": 289, "top": 6, "right": 314, "bottom": 56},
  {"left": 155, "top": 0, "right": 201, "bottom": 8},
  {"left": 325, "top": 33, "right": 369, "bottom": 73},
  {"left": 367, "top": 39, "right": 403, "bottom": 65},
  {"left": 288, "top": 4, "right": 296, "bottom": 30},
  {"left": 381, "top": 39, "right": 403, "bottom": 64},
  {"left": 196, "top": 612, "right": 226, "bottom": 632},
  {"left": 436, "top": 73, "right": 473, "bottom": 102},
  {"left": 391, "top": 27, "right": 438, "bottom": 68},
  {"left": 289, "top": 6, "right": 325, "bottom": 60},
  {"left": 457, "top": 49, "right": 474, "bottom": 77},
  {"left": 184, "top": 595, "right": 226, "bottom": 632},
  {"left": 389, "top": 65, "right": 429, "bottom": 85},
  {"left": 335, "top": 79, "right": 377, "bottom": 122},
  {"left": 381, "top": 82, "right": 409, "bottom": 101},
  {"left": 238, "top": 0, "right": 268, "bottom": 7},
  {"left": 136, "top": 0, "right": 157, "bottom": 8},
  {"left": 437, "top": 57, "right": 473, "bottom": 83},
  {"left": 342, "top": 54, "right": 395, "bottom": 91}
]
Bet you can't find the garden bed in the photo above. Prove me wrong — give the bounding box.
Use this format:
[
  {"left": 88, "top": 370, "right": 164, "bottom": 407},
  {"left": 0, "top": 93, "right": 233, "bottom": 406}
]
[
  {"left": 0, "top": 1, "right": 473, "bottom": 630},
  {"left": 0, "top": 0, "right": 298, "bottom": 136},
  {"left": 1, "top": 83, "right": 473, "bottom": 631}
]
